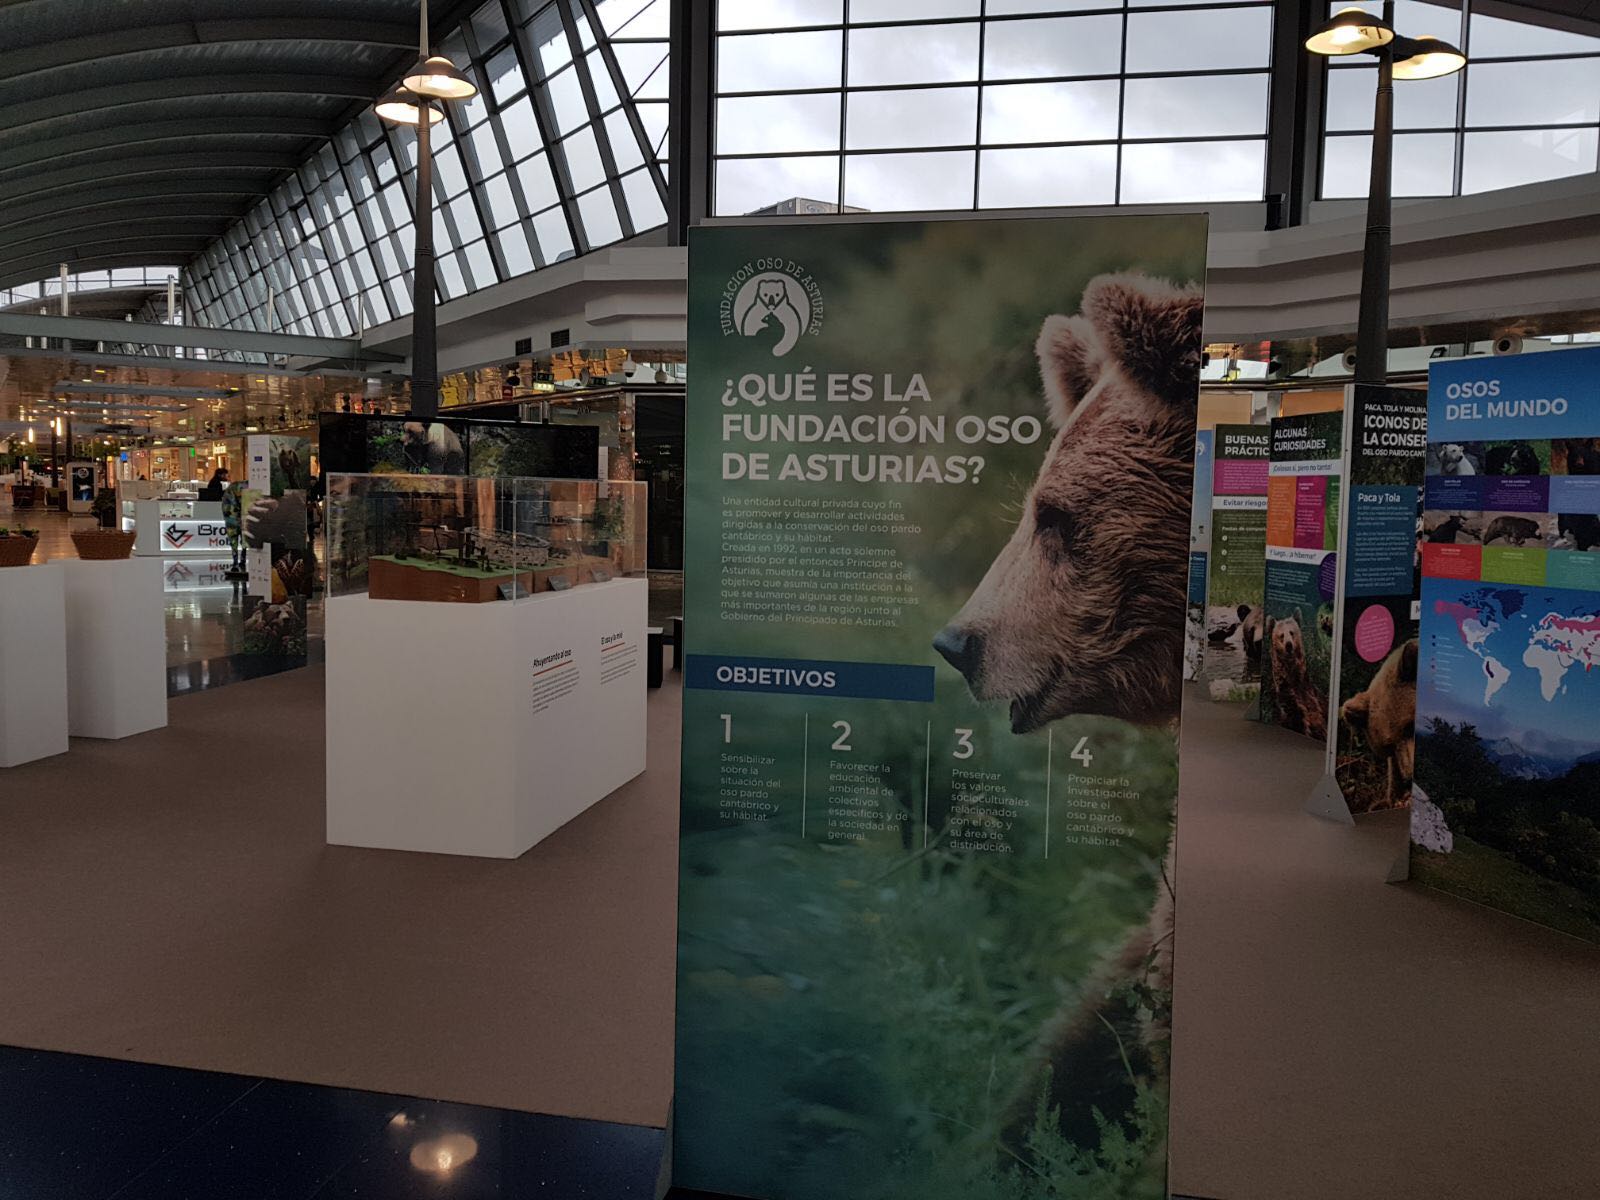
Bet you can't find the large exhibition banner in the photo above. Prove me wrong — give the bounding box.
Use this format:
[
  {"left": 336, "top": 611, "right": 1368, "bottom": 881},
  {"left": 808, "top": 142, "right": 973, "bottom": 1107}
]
[
  {"left": 676, "top": 215, "right": 1208, "bottom": 1200},
  {"left": 1184, "top": 428, "right": 1215, "bottom": 681},
  {"left": 1199, "top": 424, "right": 1268, "bottom": 701},
  {"left": 1315, "top": 385, "right": 1429, "bottom": 819},
  {"left": 1258, "top": 413, "right": 1341, "bottom": 739},
  {"left": 1410, "top": 347, "right": 1600, "bottom": 942}
]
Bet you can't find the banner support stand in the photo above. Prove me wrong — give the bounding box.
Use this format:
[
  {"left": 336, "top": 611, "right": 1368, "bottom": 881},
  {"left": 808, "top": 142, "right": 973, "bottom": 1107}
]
[
  {"left": 1308, "top": 386, "right": 1358, "bottom": 823},
  {"left": 1385, "top": 833, "right": 1411, "bottom": 883},
  {"left": 1305, "top": 772, "right": 1356, "bottom": 825}
]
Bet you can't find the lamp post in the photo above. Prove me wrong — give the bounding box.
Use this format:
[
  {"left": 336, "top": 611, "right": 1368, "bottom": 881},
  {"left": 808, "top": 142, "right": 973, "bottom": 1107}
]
[
  {"left": 1306, "top": 6, "right": 1466, "bottom": 385},
  {"left": 375, "top": 0, "right": 478, "bottom": 421}
]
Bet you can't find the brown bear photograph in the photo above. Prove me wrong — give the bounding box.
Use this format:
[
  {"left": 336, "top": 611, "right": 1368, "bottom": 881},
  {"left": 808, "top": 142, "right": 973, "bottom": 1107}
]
[
  {"left": 1481, "top": 512, "right": 1554, "bottom": 546},
  {"left": 678, "top": 217, "right": 1208, "bottom": 1200},
  {"left": 934, "top": 271, "right": 1201, "bottom": 1159},
  {"left": 1340, "top": 639, "right": 1418, "bottom": 810},
  {"left": 934, "top": 273, "right": 1201, "bottom": 732}
]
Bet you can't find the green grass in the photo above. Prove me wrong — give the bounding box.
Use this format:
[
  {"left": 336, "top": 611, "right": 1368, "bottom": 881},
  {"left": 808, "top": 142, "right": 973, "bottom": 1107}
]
[
  {"left": 1411, "top": 836, "right": 1600, "bottom": 944},
  {"left": 371, "top": 554, "right": 513, "bottom": 580}
]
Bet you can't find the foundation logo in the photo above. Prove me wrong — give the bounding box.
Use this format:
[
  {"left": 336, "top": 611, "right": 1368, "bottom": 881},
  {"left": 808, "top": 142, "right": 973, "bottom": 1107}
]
[{"left": 718, "top": 257, "right": 823, "bottom": 357}]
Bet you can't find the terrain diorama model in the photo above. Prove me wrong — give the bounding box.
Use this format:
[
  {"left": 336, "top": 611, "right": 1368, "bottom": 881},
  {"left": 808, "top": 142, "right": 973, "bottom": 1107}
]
[{"left": 326, "top": 474, "right": 644, "bottom": 604}]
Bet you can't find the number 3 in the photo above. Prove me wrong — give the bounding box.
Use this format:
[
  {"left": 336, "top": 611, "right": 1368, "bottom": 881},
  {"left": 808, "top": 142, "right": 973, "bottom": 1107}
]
[{"left": 953, "top": 729, "right": 974, "bottom": 760}]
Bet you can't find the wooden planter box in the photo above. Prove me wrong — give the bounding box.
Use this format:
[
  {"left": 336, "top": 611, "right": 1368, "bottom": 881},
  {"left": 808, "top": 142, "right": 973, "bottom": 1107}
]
[
  {"left": 0, "top": 537, "right": 39, "bottom": 568},
  {"left": 71, "top": 530, "right": 137, "bottom": 561}
]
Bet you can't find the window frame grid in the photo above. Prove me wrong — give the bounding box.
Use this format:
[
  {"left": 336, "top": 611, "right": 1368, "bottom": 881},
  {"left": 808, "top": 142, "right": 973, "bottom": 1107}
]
[{"left": 710, "top": 0, "right": 1277, "bottom": 214}]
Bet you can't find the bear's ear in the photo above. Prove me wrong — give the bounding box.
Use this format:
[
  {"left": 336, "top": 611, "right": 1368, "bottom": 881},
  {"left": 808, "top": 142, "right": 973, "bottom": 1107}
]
[
  {"left": 1236, "top": 603, "right": 1250, "bottom": 620},
  {"left": 1035, "top": 314, "right": 1102, "bottom": 427},
  {"left": 1081, "top": 273, "right": 1204, "bottom": 405},
  {"left": 1397, "top": 638, "right": 1419, "bottom": 683}
]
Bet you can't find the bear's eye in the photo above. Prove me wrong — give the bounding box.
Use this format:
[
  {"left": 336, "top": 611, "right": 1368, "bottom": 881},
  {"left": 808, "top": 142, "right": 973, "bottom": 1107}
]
[{"left": 1033, "top": 500, "right": 1076, "bottom": 553}]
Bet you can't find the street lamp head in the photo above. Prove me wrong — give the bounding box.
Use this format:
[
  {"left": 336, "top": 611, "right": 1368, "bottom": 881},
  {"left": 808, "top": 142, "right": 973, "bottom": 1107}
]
[
  {"left": 403, "top": 54, "right": 478, "bottom": 101},
  {"left": 375, "top": 86, "right": 445, "bottom": 127},
  {"left": 1306, "top": 7, "right": 1395, "bottom": 56},
  {"left": 1392, "top": 34, "right": 1468, "bottom": 79}
]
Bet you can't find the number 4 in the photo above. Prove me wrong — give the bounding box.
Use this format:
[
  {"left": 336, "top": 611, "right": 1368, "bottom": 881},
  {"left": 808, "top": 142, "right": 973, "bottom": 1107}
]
[{"left": 1070, "top": 736, "right": 1093, "bottom": 767}]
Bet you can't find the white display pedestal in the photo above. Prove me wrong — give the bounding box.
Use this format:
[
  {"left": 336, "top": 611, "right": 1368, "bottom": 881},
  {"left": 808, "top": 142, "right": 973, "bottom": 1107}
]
[
  {"left": 0, "top": 562, "right": 68, "bottom": 767},
  {"left": 325, "top": 577, "right": 648, "bottom": 858},
  {"left": 63, "top": 557, "right": 168, "bottom": 740}
]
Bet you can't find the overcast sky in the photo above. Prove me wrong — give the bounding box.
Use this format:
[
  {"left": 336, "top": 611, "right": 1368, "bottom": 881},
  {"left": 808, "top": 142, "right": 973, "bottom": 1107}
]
[{"left": 700, "top": 1, "right": 1600, "bottom": 213}]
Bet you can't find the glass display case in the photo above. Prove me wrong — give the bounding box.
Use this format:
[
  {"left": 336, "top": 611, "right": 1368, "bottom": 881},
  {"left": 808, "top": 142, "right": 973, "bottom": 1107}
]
[{"left": 326, "top": 473, "right": 645, "bottom": 604}]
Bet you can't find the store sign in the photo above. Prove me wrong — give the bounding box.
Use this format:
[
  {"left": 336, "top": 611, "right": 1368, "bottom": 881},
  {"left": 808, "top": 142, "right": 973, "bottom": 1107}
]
[
  {"left": 160, "top": 519, "right": 231, "bottom": 552},
  {"left": 162, "top": 559, "right": 234, "bottom": 591},
  {"left": 676, "top": 215, "right": 1207, "bottom": 1199}
]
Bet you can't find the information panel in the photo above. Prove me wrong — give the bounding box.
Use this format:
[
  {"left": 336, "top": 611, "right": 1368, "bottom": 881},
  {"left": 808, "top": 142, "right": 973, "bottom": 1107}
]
[
  {"left": 1184, "top": 428, "right": 1215, "bottom": 680},
  {"left": 1316, "top": 384, "right": 1428, "bottom": 819},
  {"left": 1198, "top": 423, "right": 1269, "bottom": 701},
  {"left": 677, "top": 215, "right": 1207, "bottom": 1199},
  {"left": 1410, "top": 348, "right": 1600, "bottom": 942},
  {"left": 1259, "top": 412, "right": 1341, "bottom": 739}
]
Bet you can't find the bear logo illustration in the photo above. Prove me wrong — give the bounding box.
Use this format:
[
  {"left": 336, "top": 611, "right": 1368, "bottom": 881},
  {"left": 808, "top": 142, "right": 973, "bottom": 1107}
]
[{"left": 733, "top": 273, "right": 809, "bottom": 356}]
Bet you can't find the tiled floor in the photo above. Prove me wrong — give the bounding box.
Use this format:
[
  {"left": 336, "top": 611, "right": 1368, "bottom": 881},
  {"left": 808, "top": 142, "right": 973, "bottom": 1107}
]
[
  {"left": 13, "top": 505, "right": 323, "bottom": 693},
  {"left": 0, "top": 1045, "right": 665, "bottom": 1200}
]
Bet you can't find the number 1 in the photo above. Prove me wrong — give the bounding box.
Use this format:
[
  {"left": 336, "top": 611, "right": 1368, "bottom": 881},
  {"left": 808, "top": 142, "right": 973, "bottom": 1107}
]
[{"left": 720, "top": 713, "right": 731, "bottom": 744}]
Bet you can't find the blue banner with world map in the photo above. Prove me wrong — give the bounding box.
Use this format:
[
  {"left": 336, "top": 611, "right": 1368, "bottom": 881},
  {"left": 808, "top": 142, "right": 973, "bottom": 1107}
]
[{"left": 1411, "top": 345, "right": 1600, "bottom": 943}]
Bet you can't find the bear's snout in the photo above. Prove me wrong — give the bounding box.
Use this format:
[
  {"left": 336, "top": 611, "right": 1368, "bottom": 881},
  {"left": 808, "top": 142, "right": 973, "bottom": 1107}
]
[{"left": 933, "top": 626, "right": 984, "bottom": 684}]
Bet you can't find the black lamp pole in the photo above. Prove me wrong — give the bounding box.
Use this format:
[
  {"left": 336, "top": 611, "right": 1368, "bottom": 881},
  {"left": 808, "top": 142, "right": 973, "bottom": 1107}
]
[
  {"left": 411, "top": 98, "right": 439, "bottom": 421},
  {"left": 1354, "top": 4, "right": 1396, "bottom": 388}
]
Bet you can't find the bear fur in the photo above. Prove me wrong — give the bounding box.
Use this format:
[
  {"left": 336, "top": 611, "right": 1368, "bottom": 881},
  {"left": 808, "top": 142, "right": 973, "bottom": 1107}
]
[
  {"left": 1483, "top": 515, "right": 1540, "bottom": 546},
  {"left": 1558, "top": 513, "right": 1600, "bottom": 552},
  {"left": 1426, "top": 514, "right": 1474, "bottom": 543},
  {"left": 933, "top": 273, "right": 1201, "bottom": 731},
  {"left": 932, "top": 272, "right": 1200, "bottom": 1152},
  {"left": 1436, "top": 443, "right": 1475, "bottom": 475},
  {"left": 1485, "top": 443, "right": 1541, "bottom": 476},
  {"left": 1268, "top": 615, "right": 1327, "bottom": 739},
  {"left": 1556, "top": 438, "right": 1600, "bottom": 475},
  {"left": 1239, "top": 603, "right": 1265, "bottom": 665},
  {"left": 402, "top": 421, "right": 465, "bottom": 475},
  {"left": 1340, "top": 639, "right": 1419, "bottom": 808}
]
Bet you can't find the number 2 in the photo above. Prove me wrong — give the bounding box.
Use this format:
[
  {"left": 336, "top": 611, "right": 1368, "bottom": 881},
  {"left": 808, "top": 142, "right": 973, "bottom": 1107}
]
[{"left": 831, "top": 721, "right": 852, "bottom": 752}]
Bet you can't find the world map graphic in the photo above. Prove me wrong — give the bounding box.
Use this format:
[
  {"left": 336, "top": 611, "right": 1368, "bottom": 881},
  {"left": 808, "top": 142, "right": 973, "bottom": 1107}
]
[{"left": 1434, "top": 587, "right": 1600, "bottom": 705}]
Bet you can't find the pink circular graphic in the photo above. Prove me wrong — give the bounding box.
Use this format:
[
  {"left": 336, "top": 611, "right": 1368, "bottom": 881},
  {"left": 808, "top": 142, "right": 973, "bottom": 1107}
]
[{"left": 1354, "top": 604, "right": 1396, "bottom": 663}]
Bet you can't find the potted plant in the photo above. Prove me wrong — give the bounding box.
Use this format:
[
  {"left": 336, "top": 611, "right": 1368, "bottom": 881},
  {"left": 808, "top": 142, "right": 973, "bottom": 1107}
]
[
  {"left": 0, "top": 527, "right": 40, "bottom": 568},
  {"left": 91, "top": 487, "right": 118, "bottom": 529}
]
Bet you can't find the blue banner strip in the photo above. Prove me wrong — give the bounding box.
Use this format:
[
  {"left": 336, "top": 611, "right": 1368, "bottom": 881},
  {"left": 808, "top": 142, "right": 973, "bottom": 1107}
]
[{"left": 686, "top": 654, "right": 936, "bottom": 702}]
